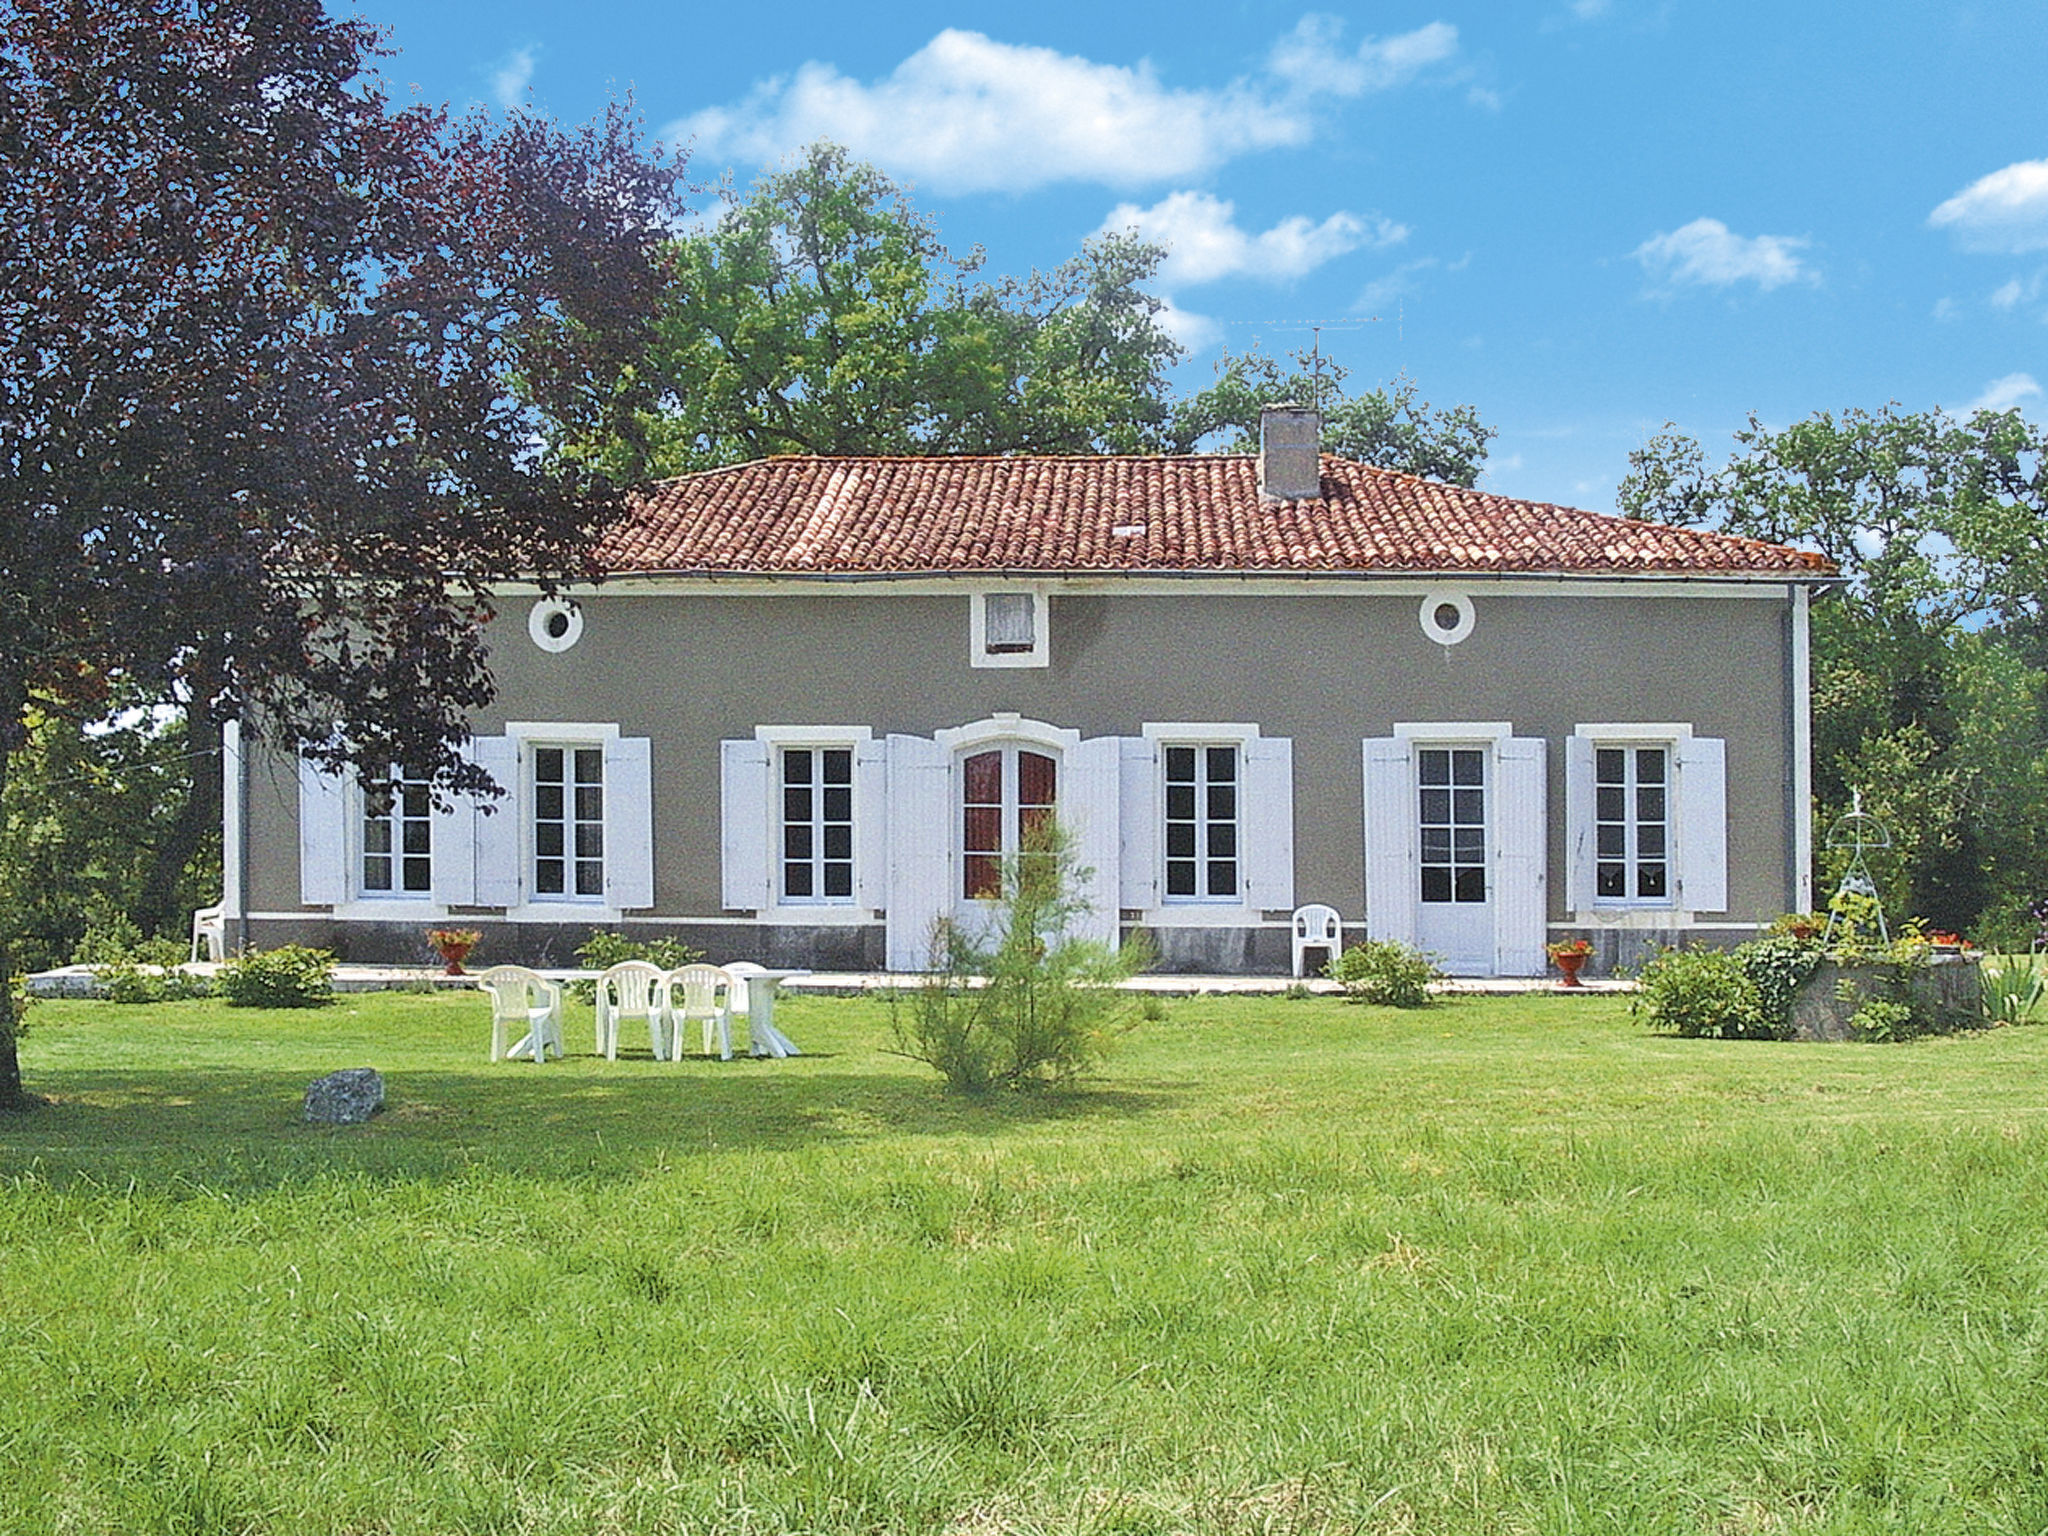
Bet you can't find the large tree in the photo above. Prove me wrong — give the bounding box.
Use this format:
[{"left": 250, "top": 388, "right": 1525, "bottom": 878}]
[
  {"left": 1618, "top": 404, "right": 2048, "bottom": 939},
  {"left": 1168, "top": 346, "right": 1496, "bottom": 487},
  {"left": 0, "top": 0, "right": 684, "bottom": 1107},
  {"left": 585, "top": 141, "right": 1186, "bottom": 478}
]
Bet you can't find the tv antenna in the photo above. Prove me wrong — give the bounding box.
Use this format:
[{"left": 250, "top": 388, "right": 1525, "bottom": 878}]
[{"left": 1225, "top": 316, "right": 1382, "bottom": 411}]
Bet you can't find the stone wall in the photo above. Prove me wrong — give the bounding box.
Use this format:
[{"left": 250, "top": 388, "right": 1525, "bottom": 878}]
[{"left": 1788, "top": 954, "right": 1982, "bottom": 1041}]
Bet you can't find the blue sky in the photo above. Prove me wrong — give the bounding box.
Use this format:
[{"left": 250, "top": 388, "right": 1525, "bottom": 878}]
[{"left": 367, "top": 1, "right": 2048, "bottom": 509}]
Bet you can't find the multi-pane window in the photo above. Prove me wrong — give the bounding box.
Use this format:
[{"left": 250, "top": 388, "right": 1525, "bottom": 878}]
[
  {"left": 1164, "top": 745, "right": 1240, "bottom": 899},
  {"left": 1596, "top": 746, "right": 1670, "bottom": 901},
  {"left": 533, "top": 745, "right": 604, "bottom": 898},
  {"left": 361, "top": 767, "right": 431, "bottom": 895},
  {"left": 961, "top": 746, "right": 1056, "bottom": 899},
  {"left": 1418, "top": 747, "right": 1487, "bottom": 904},
  {"left": 782, "top": 747, "right": 854, "bottom": 902}
]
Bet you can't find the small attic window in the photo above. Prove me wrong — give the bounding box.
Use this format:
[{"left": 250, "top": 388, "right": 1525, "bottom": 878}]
[
  {"left": 970, "top": 590, "right": 1049, "bottom": 669},
  {"left": 1419, "top": 589, "right": 1475, "bottom": 647},
  {"left": 529, "top": 597, "right": 584, "bottom": 653}
]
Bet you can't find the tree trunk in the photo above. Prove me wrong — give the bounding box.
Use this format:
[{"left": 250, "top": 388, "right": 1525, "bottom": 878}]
[
  {"left": 133, "top": 699, "right": 223, "bottom": 941},
  {"left": 0, "top": 683, "right": 33, "bottom": 1110}
]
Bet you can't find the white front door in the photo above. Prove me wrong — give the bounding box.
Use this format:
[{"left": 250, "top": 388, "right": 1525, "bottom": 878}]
[{"left": 1413, "top": 744, "right": 1495, "bottom": 975}]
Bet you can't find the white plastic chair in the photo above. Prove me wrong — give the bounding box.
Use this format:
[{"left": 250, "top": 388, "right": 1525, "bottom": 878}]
[
  {"left": 594, "top": 960, "right": 669, "bottom": 1061},
  {"left": 664, "top": 964, "right": 735, "bottom": 1061},
  {"left": 189, "top": 903, "right": 226, "bottom": 963},
  {"left": 477, "top": 965, "right": 566, "bottom": 1063},
  {"left": 1291, "top": 904, "right": 1343, "bottom": 978}
]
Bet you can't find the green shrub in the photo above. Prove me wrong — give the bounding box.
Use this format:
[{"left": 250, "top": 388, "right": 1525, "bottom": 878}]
[
  {"left": 1981, "top": 955, "right": 2046, "bottom": 1026},
  {"left": 1633, "top": 946, "right": 1774, "bottom": 1038},
  {"left": 1848, "top": 996, "right": 1917, "bottom": 1042},
  {"left": 1328, "top": 940, "right": 1440, "bottom": 1008},
  {"left": 1735, "top": 933, "right": 1822, "bottom": 1027},
  {"left": 76, "top": 921, "right": 211, "bottom": 1003},
  {"left": 217, "top": 946, "right": 335, "bottom": 1009},
  {"left": 892, "top": 818, "right": 1148, "bottom": 1091},
  {"left": 569, "top": 930, "right": 705, "bottom": 1002}
]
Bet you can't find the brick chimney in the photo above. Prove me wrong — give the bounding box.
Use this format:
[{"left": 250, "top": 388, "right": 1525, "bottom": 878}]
[{"left": 1258, "top": 403, "right": 1322, "bottom": 500}]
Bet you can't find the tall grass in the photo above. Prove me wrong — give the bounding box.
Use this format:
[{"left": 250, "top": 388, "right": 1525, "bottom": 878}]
[{"left": 2, "top": 990, "right": 2046, "bottom": 1532}]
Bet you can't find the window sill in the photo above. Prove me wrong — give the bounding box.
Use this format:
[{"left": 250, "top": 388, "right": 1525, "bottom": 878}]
[{"left": 1140, "top": 905, "right": 1265, "bottom": 928}]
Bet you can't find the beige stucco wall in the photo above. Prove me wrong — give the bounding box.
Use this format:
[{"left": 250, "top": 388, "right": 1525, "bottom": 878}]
[{"left": 242, "top": 582, "right": 1800, "bottom": 935}]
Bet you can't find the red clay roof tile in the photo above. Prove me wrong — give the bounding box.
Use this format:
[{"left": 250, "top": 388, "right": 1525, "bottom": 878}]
[{"left": 598, "top": 455, "right": 1832, "bottom": 578}]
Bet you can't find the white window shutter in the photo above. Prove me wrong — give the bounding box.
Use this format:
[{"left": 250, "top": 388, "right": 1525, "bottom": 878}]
[
  {"left": 1493, "top": 736, "right": 1549, "bottom": 976},
  {"left": 469, "top": 735, "right": 522, "bottom": 907},
  {"left": 298, "top": 756, "right": 348, "bottom": 906},
  {"left": 1064, "top": 735, "right": 1122, "bottom": 948},
  {"left": 604, "top": 736, "right": 654, "bottom": 909},
  {"left": 886, "top": 734, "right": 951, "bottom": 970},
  {"left": 430, "top": 743, "right": 481, "bottom": 907},
  {"left": 720, "top": 739, "right": 771, "bottom": 912},
  {"left": 854, "top": 738, "right": 889, "bottom": 910},
  {"left": 1677, "top": 735, "right": 1728, "bottom": 913},
  {"left": 1564, "top": 734, "right": 1596, "bottom": 917},
  {"left": 1241, "top": 736, "right": 1295, "bottom": 911},
  {"left": 1118, "top": 737, "right": 1158, "bottom": 910},
  {"left": 1362, "top": 738, "right": 1415, "bottom": 947}
]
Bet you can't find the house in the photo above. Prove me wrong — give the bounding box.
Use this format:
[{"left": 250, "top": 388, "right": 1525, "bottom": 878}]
[{"left": 220, "top": 407, "right": 1833, "bottom": 977}]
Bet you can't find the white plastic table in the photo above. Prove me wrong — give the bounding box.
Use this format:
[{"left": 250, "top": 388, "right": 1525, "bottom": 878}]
[{"left": 726, "top": 965, "right": 808, "bottom": 1057}]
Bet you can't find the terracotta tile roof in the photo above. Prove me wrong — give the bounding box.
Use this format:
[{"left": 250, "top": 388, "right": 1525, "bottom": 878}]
[{"left": 599, "top": 455, "right": 1833, "bottom": 578}]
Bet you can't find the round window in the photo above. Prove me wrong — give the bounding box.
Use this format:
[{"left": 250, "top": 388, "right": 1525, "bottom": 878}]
[
  {"left": 1418, "top": 589, "right": 1475, "bottom": 646},
  {"left": 528, "top": 597, "right": 585, "bottom": 653}
]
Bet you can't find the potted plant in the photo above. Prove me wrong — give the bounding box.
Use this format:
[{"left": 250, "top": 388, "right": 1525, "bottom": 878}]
[
  {"left": 1546, "top": 937, "right": 1594, "bottom": 987},
  {"left": 426, "top": 927, "right": 481, "bottom": 975}
]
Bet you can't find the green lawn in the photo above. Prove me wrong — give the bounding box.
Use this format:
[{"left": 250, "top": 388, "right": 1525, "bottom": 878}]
[{"left": 4, "top": 988, "right": 2048, "bottom": 1535}]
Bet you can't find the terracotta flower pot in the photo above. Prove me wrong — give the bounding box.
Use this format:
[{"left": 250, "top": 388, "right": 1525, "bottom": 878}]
[
  {"left": 1554, "top": 951, "right": 1587, "bottom": 987},
  {"left": 435, "top": 942, "right": 473, "bottom": 975}
]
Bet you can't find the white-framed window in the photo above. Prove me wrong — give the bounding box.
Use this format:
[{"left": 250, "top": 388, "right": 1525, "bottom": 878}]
[
  {"left": 1566, "top": 724, "right": 1727, "bottom": 917},
  {"left": 969, "top": 589, "right": 1049, "bottom": 668},
  {"left": 1162, "top": 743, "right": 1240, "bottom": 902},
  {"left": 1129, "top": 723, "right": 1292, "bottom": 918},
  {"left": 359, "top": 765, "right": 432, "bottom": 897},
  {"left": 530, "top": 742, "right": 606, "bottom": 900},
  {"left": 721, "top": 726, "right": 880, "bottom": 919},
  {"left": 780, "top": 743, "right": 855, "bottom": 903},
  {"left": 1593, "top": 742, "right": 1672, "bottom": 904}
]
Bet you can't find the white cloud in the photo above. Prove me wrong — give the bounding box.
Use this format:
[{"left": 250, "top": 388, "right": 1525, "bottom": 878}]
[
  {"left": 1932, "top": 296, "right": 1960, "bottom": 321},
  {"left": 675, "top": 18, "right": 1461, "bottom": 195},
  {"left": 1570, "top": 0, "right": 1613, "bottom": 16},
  {"left": 1989, "top": 270, "right": 2048, "bottom": 314},
  {"left": 489, "top": 46, "right": 536, "bottom": 109},
  {"left": 1633, "top": 217, "right": 1815, "bottom": 291},
  {"left": 674, "top": 30, "right": 1311, "bottom": 194},
  {"left": 1353, "top": 256, "right": 1442, "bottom": 311},
  {"left": 1266, "top": 16, "right": 1458, "bottom": 98},
  {"left": 1099, "top": 190, "right": 1401, "bottom": 287},
  {"left": 1153, "top": 297, "right": 1222, "bottom": 353},
  {"left": 1929, "top": 159, "right": 2048, "bottom": 253},
  {"left": 1967, "top": 372, "right": 2042, "bottom": 413}
]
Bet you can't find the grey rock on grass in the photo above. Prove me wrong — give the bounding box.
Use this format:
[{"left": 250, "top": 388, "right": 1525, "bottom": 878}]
[{"left": 304, "top": 1068, "right": 384, "bottom": 1125}]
